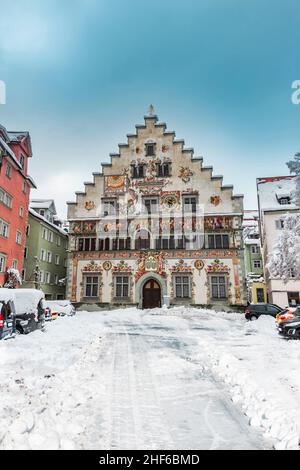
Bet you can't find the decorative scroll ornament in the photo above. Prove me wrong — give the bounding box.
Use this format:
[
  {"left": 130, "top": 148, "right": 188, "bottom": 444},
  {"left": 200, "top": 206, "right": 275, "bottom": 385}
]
[
  {"left": 103, "top": 261, "right": 112, "bottom": 271},
  {"left": 170, "top": 259, "right": 192, "bottom": 273},
  {"left": 72, "top": 221, "right": 96, "bottom": 235},
  {"left": 85, "top": 201, "right": 95, "bottom": 211},
  {"left": 179, "top": 167, "right": 193, "bottom": 183},
  {"left": 82, "top": 261, "right": 102, "bottom": 272},
  {"left": 210, "top": 195, "right": 221, "bottom": 207},
  {"left": 194, "top": 260, "right": 204, "bottom": 271},
  {"left": 112, "top": 260, "right": 133, "bottom": 273},
  {"left": 206, "top": 259, "right": 230, "bottom": 274},
  {"left": 204, "top": 217, "right": 232, "bottom": 231}
]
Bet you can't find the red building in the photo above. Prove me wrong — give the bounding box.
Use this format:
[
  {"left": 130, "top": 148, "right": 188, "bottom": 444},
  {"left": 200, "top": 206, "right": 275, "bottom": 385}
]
[{"left": 0, "top": 124, "right": 36, "bottom": 286}]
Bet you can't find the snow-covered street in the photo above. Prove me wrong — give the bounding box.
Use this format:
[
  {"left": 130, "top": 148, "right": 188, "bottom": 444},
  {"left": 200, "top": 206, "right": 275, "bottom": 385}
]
[{"left": 1, "top": 307, "right": 299, "bottom": 450}]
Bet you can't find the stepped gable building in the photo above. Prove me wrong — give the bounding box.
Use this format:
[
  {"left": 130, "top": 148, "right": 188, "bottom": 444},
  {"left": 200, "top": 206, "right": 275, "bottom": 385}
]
[{"left": 67, "top": 111, "right": 246, "bottom": 309}]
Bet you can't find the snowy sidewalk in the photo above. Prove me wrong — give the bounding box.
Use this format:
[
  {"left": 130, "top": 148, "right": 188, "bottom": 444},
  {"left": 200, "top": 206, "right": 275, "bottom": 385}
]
[{"left": 0, "top": 307, "right": 298, "bottom": 450}]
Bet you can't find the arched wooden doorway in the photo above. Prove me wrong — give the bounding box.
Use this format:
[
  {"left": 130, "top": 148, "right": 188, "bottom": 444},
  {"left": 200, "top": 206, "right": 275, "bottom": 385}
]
[{"left": 142, "top": 279, "right": 161, "bottom": 309}]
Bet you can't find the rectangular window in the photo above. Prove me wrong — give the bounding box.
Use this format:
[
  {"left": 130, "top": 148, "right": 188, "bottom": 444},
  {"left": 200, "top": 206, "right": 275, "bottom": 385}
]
[
  {"left": 16, "top": 230, "right": 22, "bottom": 245},
  {"left": 24, "top": 246, "right": 28, "bottom": 258},
  {"left": 0, "top": 254, "right": 6, "bottom": 273},
  {"left": 54, "top": 274, "right": 59, "bottom": 285},
  {"left": 42, "top": 228, "right": 47, "bottom": 239},
  {"left": 19, "top": 207, "right": 24, "bottom": 218},
  {"left": 275, "top": 219, "right": 285, "bottom": 230},
  {"left": 26, "top": 225, "right": 30, "bottom": 236},
  {"left": 47, "top": 251, "right": 52, "bottom": 263},
  {"left": 57, "top": 236, "right": 61, "bottom": 246},
  {"left": 183, "top": 196, "right": 197, "bottom": 214},
  {"left": 115, "top": 276, "right": 129, "bottom": 298},
  {"left": 143, "top": 197, "right": 158, "bottom": 214},
  {"left": 156, "top": 163, "right": 171, "bottom": 177},
  {"left": 145, "top": 143, "right": 155, "bottom": 156},
  {"left": 174, "top": 276, "right": 191, "bottom": 298},
  {"left": 55, "top": 254, "right": 60, "bottom": 265},
  {"left": 253, "top": 260, "right": 262, "bottom": 269},
  {"left": 251, "top": 245, "right": 260, "bottom": 254},
  {"left": 210, "top": 276, "right": 227, "bottom": 300},
  {"left": 20, "top": 155, "right": 25, "bottom": 169},
  {"left": 44, "top": 272, "right": 51, "bottom": 284},
  {"left": 0, "top": 188, "right": 12, "bottom": 208},
  {"left": 78, "top": 238, "right": 96, "bottom": 251},
  {"left": 40, "top": 249, "right": 46, "bottom": 262},
  {"left": 0, "top": 219, "right": 9, "bottom": 238},
  {"left": 5, "top": 163, "right": 12, "bottom": 178},
  {"left": 39, "top": 270, "right": 44, "bottom": 283},
  {"left": 208, "top": 234, "right": 230, "bottom": 249},
  {"left": 84, "top": 276, "right": 100, "bottom": 298},
  {"left": 132, "top": 164, "right": 145, "bottom": 178},
  {"left": 12, "top": 260, "right": 17, "bottom": 269},
  {"left": 102, "top": 199, "right": 116, "bottom": 216},
  {"left": 22, "top": 181, "right": 26, "bottom": 194},
  {"left": 48, "top": 231, "right": 53, "bottom": 243}
]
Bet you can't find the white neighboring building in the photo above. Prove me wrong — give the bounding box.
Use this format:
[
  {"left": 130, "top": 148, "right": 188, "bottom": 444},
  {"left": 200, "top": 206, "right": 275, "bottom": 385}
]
[{"left": 257, "top": 176, "right": 300, "bottom": 308}]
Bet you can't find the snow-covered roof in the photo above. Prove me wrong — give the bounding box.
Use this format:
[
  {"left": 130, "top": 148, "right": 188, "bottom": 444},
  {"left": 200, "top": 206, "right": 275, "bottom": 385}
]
[
  {"left": 30, "top": 199, "right": 56, "bottom": 212},
  {"left": 29, "top": 208, "right": 68, "bottom": 237},
  {"left": 0, "top": 288, "right": 16, "bottom": 303},
  {"left": 257, "top": 176, "right": 298, "bottom": 212}
]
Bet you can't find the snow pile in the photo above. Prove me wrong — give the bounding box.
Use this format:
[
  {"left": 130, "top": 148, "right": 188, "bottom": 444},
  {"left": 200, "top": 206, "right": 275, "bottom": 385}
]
[{"left": 0, "top": 314, "right": 108, "bottom": 450}]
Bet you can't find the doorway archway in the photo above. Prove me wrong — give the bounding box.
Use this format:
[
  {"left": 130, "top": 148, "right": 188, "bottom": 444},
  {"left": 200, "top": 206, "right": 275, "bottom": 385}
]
[{"left": 142, "top": 279, "right": 161, "bottom": 309}]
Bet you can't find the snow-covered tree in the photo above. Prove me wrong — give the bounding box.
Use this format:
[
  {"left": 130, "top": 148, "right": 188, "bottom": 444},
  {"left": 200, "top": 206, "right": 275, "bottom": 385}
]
[
  {"left": 287, "top": 152, "right": 300, "bottom": 206},
  {"left": 267, "top": 214, "right": 300, "bottom": 281},
  {"left": 4, "top": 268, "right": 22, "bottom": 289}
]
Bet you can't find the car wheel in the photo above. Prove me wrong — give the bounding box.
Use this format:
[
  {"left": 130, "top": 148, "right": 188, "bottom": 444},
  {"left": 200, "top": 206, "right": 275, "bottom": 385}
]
[
  {"left": 250, "top": 315, "right": 258, "bottom": 321},
  {"left": 15, "top": 328, "right": 22, "bottom": 335}
]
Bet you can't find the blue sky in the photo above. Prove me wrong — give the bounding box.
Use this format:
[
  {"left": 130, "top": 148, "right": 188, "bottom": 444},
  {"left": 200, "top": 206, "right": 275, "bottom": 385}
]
[{"left": 0, "top": 0, "right": 300, "bottom": 217}]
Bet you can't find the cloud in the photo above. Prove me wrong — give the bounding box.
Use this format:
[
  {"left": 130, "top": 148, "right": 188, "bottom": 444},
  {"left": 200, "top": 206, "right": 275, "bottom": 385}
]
[{"left": 30, "top": 170, "right": 86, "bottom": 219}]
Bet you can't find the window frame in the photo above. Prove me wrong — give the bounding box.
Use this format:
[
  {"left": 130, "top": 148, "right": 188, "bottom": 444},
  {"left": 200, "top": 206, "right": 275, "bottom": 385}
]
[
  {"left": 174, "top": 275, "right": 191, "bottom": 299},
  {"left": 114, "top": 275, "right": 130, "bottom": 299}
]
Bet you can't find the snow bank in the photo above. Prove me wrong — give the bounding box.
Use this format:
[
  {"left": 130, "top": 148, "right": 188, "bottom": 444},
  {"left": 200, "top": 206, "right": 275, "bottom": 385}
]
[{"left": 197, "top": 315, "right": 300, "bottom": 450}]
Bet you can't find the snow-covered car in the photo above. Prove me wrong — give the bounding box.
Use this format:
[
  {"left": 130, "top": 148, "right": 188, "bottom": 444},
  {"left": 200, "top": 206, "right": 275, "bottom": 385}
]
[
  {"left": 45, "top": 300, "right": 75, "bottom": 317},
  {"left": 0, "top": 288, "right": 16, "bottom": 340},
  {"left": 245, "top": 303, "right": 282, "bottom": 321},
  {"left": 13, "top": 289, "right": 46, "bottom": 334},
  {"left": 278, "top": 317, "right": 300, "bottom": 339}
]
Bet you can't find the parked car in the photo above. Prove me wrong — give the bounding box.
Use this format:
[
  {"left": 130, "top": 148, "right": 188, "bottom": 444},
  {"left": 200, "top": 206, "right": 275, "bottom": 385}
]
[
  {"left": 45, "top": 300, "right": 75, "bottom": 317},
  {"left": 13, "top": 289, "right": 46, "bottom": 334},
  {"left": 277, "top": 317, "right": 300, "bottom": 339},
  {"left": 245, "top": 303, "right": 283, "bottom": 321},
  {"left": 44, "top": 306, "right": 52, "bottom": 322},
  {"left": 0, "top": 288, "right": 16, "bottom": 340},
  {"left": 276, "top": 307, "right": 300, "bottom": 325}
]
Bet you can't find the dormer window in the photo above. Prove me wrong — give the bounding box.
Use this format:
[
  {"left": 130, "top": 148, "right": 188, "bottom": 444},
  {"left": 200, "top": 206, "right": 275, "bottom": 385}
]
[
  {"left": 145, "top": 143, "right": 155, "bottom": 157},
  {"left": 278, "top": 197, "right": 291, "bottom": 205}
]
